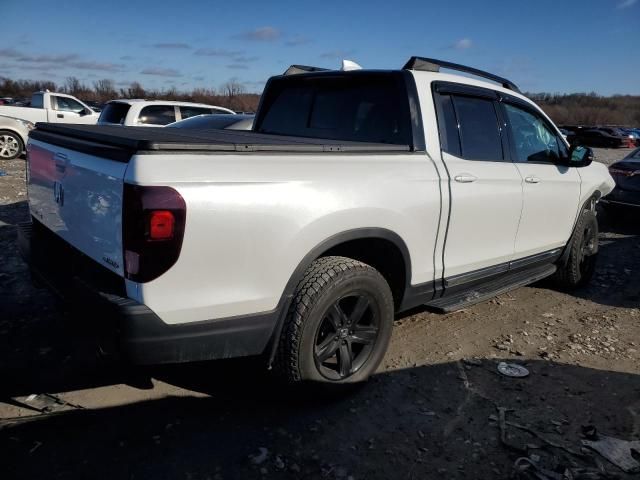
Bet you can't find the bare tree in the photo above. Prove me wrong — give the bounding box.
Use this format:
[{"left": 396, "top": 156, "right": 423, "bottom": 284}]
[
  {"left": 123, "top": 81, "right": 146, "bottom": 99},
  {"left": 65, "top": 76, "right": 84, "bottom": 95},
  {"left": 93, "top": 79, "right": 117, "bottom": 102},
  {"left": 222, "top": 80, "right": 245, "bottom": 98}
]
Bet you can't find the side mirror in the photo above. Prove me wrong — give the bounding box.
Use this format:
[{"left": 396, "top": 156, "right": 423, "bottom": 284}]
[{"left": 566, "top": 145, "right": 593, "bottom": 168}]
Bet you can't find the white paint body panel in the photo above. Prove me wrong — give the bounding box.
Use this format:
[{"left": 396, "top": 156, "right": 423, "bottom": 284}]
[
  {"left": 439, "top": 152, "right": 523, "bottom": 277},
  {"left": 125, "top": 152, "right": 441, "bottom": 324},
  {"left": 513, "top": 163, "right": 581, "bottom": 257},
  {"left": 27, "top": 139, "right": 126, "bottom": 275}
]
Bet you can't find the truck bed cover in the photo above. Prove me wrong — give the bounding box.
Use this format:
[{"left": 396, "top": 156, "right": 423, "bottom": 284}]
[{"left": 30, "top": 123, "right": 411, "bottom": 161}]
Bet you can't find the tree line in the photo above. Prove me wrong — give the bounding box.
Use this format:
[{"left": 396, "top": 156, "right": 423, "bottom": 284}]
[
  {"left": 0, "top": 76, "right": 261, "bottom": 112},
  {"left": 525, "top": 92, "right": 640, "bottom": 126},
  {"left": 0, "top": 76, "right": 638, "bottom": 125}
]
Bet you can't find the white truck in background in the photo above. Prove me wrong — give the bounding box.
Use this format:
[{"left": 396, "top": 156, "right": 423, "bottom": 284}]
[
  {"left": 19, "top": 57, "right": 615, "bottom": 387},
  {"left": 0, "top": 91, "right": 100, "bottom": 125}
]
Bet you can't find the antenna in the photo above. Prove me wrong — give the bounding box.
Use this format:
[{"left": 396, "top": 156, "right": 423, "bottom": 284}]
[{"left": 341, "top": 60, "right": 362, "bottom": 71}]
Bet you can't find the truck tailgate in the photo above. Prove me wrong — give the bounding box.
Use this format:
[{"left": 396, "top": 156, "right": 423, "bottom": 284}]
[{"left": 27, "top": 138, "right": 127, "bottom": 276}]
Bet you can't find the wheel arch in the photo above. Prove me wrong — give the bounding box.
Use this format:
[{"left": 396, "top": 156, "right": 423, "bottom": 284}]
[
  {"left": 265, "top": 227, "right": 412, "bottom": 367},
  {"left": 558, "top": 191, "right": 601, "bottom": 267},
  {"left": 0, "top": 128, "right": 27, "bottom": 150}
]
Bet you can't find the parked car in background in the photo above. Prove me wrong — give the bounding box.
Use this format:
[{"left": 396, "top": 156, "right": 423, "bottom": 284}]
[
  {"left": 601, "top": 147, "right": 640, "bottom": 212},
  {"left": 167, "top": 113, "right": 254, "bottom": 130},
  {"left": 84, "top": 100, "right": 104, "bottom": 113},
  {"left": 0, "top": 115, "right": 34, "bottom": 160},
  {"left": 20, "top": 57, "right": 614, "bottom": 385},
  {"left": 620, "top": 128, "right": 640, "bottom": 146},
  {"left": 574, "top": 128, "right": 625, "bottom": 148},
  {"left": 559, "top": 128, "right": 576, "bottom": 145},
  {"left": 0, "top": 91, "right": 99, "bottom": 125},
  {"left": 98, "top": 100, "right": 235, "bottom": 126}
]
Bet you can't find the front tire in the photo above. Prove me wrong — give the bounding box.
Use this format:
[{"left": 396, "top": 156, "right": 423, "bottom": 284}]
[
  {"left": 554, "top": 209, "right": 599, "bottom": 289},
  {"left": 275, "top": 256, "right": 394, "bottom": 385},
  {"left": 0, "top": 130, "right": 24, "bottom": 160}
]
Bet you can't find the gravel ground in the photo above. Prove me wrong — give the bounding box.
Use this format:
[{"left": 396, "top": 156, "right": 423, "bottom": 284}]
[{"left": 0, "top": 148, "right": 638, "bottom": 480}]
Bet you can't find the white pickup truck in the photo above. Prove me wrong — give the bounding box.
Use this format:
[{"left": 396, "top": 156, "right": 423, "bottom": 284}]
[
  {"left": 0, "top": 91, "right": 99, "bottom": 125},
  {"left": 19, "top": 58, "right": 614, "bottom": 385}
]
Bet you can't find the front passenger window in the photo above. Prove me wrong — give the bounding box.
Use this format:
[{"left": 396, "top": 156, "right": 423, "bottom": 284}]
[
  {"left": 53, "top": 96, "right": 85, "bottom": 113},
  {"left": 503, "top": 104, "right": 562, "bottom": 163}
]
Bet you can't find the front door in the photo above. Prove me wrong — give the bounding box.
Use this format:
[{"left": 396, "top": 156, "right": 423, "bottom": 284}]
[
  {"left": 51, "top": 95, "right": 95, "bottom": 124},
  {"left": 501, "top": 102, "right": 581, "bottom": 259}
]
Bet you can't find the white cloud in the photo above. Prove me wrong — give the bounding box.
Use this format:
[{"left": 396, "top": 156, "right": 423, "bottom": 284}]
[
  {"left": 141, "top": 67, "right": 182, "bottom": 77},
  {"left": 617, "top": 0, "right": 637, "bottom": 8},
  {"left": 453, "top": 38, "right": 473, "bottom": 50},
  {"left": 237, "top": 26, "right": 281, "bottom": 42}
]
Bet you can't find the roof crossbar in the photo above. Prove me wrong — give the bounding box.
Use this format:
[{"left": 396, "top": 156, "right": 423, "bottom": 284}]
[
  {"left": 403, "top": 56, "right": 520, "bottom": 93},
  {"left": 283, "top": 64, "right": 330, "bottom": 76}
]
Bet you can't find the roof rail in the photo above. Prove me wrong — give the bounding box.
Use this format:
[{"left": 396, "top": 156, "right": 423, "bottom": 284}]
[
  {"left": 283, "top": 64, "right": 330, "bottom": 76},
  {"left": 403, "top": 56, "right": 520, "bottom": 93}
]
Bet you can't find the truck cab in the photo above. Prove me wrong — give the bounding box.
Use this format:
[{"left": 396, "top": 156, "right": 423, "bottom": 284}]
[{"left": 0, "top": 91, "right": 99, "bottom": 125}]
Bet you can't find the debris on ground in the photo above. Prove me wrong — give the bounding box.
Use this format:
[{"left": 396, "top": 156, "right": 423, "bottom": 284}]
[
  {"left": 497, "top": 362, "right": 530, "bottom": 378},
  {"left": 19, "top": 393, "right": 83, "bottom": 413},
  {"left": 249, "top": 447, "right": 269, "bottom": 465},
  {"left": 583, "top": 435, "right": 640, "bottom": 473}
]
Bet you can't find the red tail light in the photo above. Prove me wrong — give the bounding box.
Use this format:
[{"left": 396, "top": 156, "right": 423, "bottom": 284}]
[
  {"left": 123, "top": 184, "right": 186, "bottom": 283},
  {"left": 149, "top": 210, "right": 175, "bottom": 240}
]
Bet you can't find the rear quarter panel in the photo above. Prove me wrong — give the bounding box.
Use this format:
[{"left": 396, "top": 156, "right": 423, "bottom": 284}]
[{"left": 125, "top": 152, "right": 441, "bottom": 324}]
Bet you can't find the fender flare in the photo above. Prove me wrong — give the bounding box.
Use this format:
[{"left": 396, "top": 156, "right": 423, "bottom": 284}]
[
  {"left": 558, "top": 191, "right": 601, "bottom": 266},
  {"left": 265, "top": 227, "right": 412, "bottom": 367}
]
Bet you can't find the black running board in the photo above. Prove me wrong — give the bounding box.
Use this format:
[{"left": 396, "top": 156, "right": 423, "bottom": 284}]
[{"left": 426, "top": 264, "right": 557, "bottom": 313}]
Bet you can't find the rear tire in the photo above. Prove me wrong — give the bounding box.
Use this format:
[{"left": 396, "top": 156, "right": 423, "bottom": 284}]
[
  {"left": 275, "top": 256, "right": 394, "bottom": 385},
  {"left": 0, "top": 130, "right": 24, "bottom": 160},
  {"left": 554, "top": 209, "right": 599, "bottom": 289}
]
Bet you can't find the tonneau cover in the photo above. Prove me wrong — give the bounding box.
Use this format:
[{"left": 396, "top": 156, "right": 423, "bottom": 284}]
[{"left": 30, "top": 123, "right": 411, "bottom": 161}]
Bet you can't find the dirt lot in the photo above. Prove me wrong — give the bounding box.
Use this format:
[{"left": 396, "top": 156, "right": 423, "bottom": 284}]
[{"left": 1, "top": 148, "right": 639, "bottom": 480}]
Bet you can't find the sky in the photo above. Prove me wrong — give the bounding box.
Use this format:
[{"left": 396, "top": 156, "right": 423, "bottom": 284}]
[{"left": 1, "top": 0, "right": 639, "bottom": 95}]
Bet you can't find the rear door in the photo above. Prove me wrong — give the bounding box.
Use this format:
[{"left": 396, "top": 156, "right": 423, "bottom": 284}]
[
  {"left": 434, "top": 86, "right": 523, "bottom": 279},
  {"left": 27, "top": 139, "right": 128, "bottom": 275},
  {"left": 500, "top": 101, "right": 581, "bottom": 258}
]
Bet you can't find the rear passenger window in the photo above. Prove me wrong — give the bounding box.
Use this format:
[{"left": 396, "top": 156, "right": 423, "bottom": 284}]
[
  {"left": 434, "top": 93, "right": 461, "bottom": 157},
  {"left": 452, "top": 96, "right": 504, "bottom": 161},
  {"left": 138, "top": 105, "right": 176, "bottom": 125},
  {"left": 31, "top": 94, "right": 44, "bottom": 109},
  {"left": 180, "top": 106, "right": 211, "bottom": 120}
]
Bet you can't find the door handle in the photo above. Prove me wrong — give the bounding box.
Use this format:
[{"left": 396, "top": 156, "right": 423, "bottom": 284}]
[
  {"left": 54, "top": 152, "right": 68, "bottom": 172},
  {"left": 57, "top": 113, "right": 64, "bottom": 118},
  {"left": 525, "top": 176, "right": 541, "bottom": 184},
  {"left": 454, "top": 174, "right": 478, "bottom": 183}
]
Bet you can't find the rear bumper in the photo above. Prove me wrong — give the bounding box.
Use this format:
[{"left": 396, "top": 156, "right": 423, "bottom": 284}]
[{"left": 17, "top": 220, "right": 276, "bottom": 365}]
